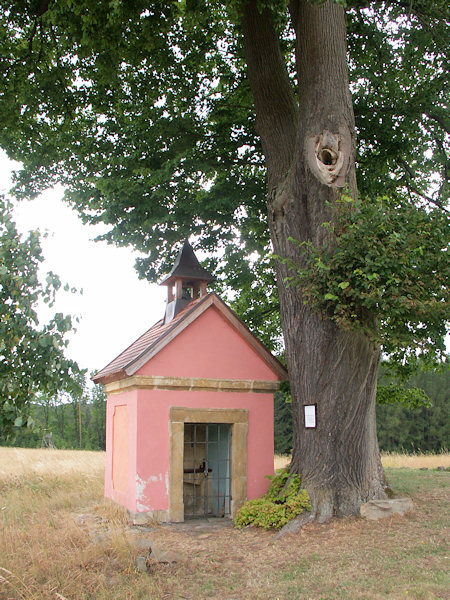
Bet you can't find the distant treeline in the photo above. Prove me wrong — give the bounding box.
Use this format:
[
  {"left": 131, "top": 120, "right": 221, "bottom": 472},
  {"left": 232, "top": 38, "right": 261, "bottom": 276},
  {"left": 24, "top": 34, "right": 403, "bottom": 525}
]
[
  {"left": 275, "top": 366, "right": 449, "bottom": 455},
  {"left": 0, "top": 385, "right": 106, "bottom": 450},
  {"left": 1, "top": 367, "right": 448, "bottom": 453}
]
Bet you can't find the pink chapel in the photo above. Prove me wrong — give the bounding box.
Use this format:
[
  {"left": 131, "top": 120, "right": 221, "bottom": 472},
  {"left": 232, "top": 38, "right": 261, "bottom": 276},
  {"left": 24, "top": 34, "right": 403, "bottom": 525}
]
[{"left": 93, "top": 240, "right": 287, "bottom": 523}]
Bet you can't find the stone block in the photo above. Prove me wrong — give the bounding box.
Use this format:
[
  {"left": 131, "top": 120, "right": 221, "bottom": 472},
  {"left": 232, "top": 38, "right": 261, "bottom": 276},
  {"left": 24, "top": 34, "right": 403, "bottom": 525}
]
[
  {"left": 135, "top": 556, "right": 149, "bottom": 572},
  {"left": 151, "top": 544, "right": 184, "bottom": 564},
  {"left": 360, "top": 497, "right": 414, "bottom": 520}
]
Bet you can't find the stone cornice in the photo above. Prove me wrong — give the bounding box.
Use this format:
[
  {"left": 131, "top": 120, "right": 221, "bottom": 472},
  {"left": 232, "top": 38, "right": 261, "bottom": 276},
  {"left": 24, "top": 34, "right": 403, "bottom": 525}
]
[{"left": 103, "top": 375, "right": 281, "bottom": 395}]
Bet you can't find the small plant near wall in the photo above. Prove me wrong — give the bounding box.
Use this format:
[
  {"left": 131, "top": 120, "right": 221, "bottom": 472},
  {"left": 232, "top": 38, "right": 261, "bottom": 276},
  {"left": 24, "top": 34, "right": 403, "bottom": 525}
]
[{"left": 234, "top": 468, "right": 311, "bottom": 530}]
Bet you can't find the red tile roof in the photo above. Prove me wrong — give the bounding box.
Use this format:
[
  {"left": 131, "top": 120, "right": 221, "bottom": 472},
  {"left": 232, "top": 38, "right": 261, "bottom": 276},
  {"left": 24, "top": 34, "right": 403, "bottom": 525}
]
[
  {"left": 92, "top": 296, "right": 206, "bottom": 383},
  {"left": 92, "top": 292, "right": 288, "bottom": 384}
]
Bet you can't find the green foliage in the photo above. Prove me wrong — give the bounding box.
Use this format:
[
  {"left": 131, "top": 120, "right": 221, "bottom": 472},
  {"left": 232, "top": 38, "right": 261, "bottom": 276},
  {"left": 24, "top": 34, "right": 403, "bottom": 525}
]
[
  {"left": 0, "top": 383, "right": 107, "bottom": 450},
  {"left": 376, "top": 366, "right": 450, "bottom": 453},
  {"left": 274, "top": 389, "right": 293, "bottom": 454},
  {"left": 282, "top": 196, "right": 449, "bottom": 379},
  {"left": 377, "top": 384, "right": 432, "bottom": 410},
  {"left": 234, "top": 468, "right": 311, "bottom": 530},
  {"left": 0, "top": 1, "right": 447, "bottom": 351},
  {"left": 0, "top": 196, "right": 82, "bottom": 438},
  {"left": 221, "top": 249, "right": 282, "bottom": 353},
  {"left": 347, "top": 1, "right": 449, "bottom": 209},
  {"left": 273, "top": 366, "right": 450, "bottom": 454}
]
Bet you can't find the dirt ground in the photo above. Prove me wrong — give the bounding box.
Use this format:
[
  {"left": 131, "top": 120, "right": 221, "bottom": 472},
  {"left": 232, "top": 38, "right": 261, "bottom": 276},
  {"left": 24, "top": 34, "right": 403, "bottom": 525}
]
[
  {"left": 72, "top": 472, "right": 449, "bottom": 600},
  {"left": 1, "top": 449, "right": 448, "bottom": 599}
]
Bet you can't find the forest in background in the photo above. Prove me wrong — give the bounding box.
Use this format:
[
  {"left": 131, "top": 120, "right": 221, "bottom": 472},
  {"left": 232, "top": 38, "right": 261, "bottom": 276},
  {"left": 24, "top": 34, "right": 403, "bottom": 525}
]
[
  {"left": 0, "top": 383, "right": 106, "bottom": 451},
  {"left": 1, "top": 366, "right": 448, "bottom": 454},
  {"left": 275, "top": 366, "right": 449, "bottom": 455}
]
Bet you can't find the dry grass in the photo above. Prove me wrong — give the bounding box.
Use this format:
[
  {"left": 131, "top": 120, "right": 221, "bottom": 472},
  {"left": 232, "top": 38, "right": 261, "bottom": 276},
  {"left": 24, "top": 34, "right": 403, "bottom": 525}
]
[
  {"left": 381, "top": 451, "right": 450, "bottom": 469},
  {"left": 274, "top": 454, "right": 291, "bottom": 470},
  {"left": 274, "top": 451, "right": 450, "bottom": 471},
  {"left": 0, "top": 447, "right": 105, "bottom": 481},
  {"left": 0, "top": 448, "right": 448, "bottom": 600},
  {"left": 0, "top": 449, "right": 155, "bottom": 600},
  {"left": 4, "top": 447, "right": 446, "bottom": 482}
]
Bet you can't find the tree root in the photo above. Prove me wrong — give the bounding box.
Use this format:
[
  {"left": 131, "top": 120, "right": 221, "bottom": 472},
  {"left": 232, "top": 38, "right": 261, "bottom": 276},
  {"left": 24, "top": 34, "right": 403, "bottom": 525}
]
[{"left": 274, "top": 510, "right": 316, "bottom": 539}]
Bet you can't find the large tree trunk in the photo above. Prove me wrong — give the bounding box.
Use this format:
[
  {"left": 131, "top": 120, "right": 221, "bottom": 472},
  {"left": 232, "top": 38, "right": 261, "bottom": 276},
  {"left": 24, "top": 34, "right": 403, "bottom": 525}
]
[{"left": 242, "top": 0, "right": 386, "bottom": 520}]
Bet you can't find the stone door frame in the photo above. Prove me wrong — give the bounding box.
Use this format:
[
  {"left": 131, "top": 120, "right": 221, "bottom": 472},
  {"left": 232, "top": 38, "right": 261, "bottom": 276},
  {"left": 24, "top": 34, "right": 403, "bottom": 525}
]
[{"left": 169, "top": 406, "right": 248, "bottom": 522}]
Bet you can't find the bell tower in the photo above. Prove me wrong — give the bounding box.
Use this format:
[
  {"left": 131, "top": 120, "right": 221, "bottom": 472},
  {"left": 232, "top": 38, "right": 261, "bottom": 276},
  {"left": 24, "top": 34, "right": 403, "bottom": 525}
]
[{"left": 160, "top": 239, "right": 215, "bottom": 323}]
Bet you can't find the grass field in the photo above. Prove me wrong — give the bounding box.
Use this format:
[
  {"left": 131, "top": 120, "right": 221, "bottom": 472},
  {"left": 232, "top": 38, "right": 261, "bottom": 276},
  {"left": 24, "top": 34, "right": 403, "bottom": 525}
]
[
  {"left": 0, "top": 448, "right": 448, "bottom": 600},
  {"left": 274, "top": 452, "right": 450, "bottom": 472}
]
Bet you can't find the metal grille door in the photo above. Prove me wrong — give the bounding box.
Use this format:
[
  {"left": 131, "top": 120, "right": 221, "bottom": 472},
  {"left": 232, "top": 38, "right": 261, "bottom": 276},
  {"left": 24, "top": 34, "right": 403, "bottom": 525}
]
[{"left": 183, "top": 423, "right": 231, "bottom": 518}]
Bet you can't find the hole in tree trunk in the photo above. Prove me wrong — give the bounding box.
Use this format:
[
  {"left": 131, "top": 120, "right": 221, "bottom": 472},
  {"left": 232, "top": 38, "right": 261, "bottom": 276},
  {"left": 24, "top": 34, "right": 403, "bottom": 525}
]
[{"left": 319, "top": 149, "right": 335, "bottom": 166}]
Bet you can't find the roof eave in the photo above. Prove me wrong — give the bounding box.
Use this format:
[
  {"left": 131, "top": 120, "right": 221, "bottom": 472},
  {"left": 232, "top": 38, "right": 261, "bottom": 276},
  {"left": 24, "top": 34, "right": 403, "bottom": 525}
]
[{"left": 91, "top": 368, "right": 128, "bottom": 386}]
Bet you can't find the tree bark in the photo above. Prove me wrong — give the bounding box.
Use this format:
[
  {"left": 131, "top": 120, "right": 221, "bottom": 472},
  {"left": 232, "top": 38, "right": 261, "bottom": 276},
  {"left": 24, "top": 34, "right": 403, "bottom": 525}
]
[{"left": 241, "top": 0, "right": 386, "bottom": 521}]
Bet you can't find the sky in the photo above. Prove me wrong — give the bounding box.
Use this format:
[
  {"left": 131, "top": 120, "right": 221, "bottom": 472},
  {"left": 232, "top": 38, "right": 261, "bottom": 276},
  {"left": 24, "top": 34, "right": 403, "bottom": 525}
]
[{"left": 0, "top": 150, "right": 167, "bottom": 376}]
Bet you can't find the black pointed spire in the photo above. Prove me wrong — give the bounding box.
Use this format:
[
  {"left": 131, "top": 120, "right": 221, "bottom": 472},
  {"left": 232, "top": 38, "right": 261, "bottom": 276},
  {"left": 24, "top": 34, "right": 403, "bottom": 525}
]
[
  {"left": 160, "top": 239, "right": 214, "bottom": 323},
  {"left": 160, "top": 239, "right": 215, "bottom": 286}
]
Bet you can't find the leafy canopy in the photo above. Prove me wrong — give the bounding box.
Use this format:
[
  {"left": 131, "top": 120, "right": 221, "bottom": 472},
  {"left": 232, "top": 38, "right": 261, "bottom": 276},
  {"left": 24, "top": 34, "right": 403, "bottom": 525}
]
[
  {"left": 0, "top": 0, "right": 448, "bottom": 354},
  {"left": 0, "top": 197, "right": 83, "bottom": 438},
  {"left": 281, "top": 196, "right": 449, "bottom": 378}
]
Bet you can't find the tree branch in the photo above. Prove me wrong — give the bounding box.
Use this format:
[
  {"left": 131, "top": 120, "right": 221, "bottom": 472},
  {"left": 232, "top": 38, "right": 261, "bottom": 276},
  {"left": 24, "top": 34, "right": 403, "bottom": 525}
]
[
  {"left": 288, "top": 0, "right": 300, "bottom": 32},
  {"left": 36, "top": 0, "right": 50, "bottom": 17},
  {"left": 433, "top": 136, "right": 449, "bottom": 183},
  {"left": 397, "top": 157, "right": 449, "bottom": 212},
  {"left": 426, "top": 112, "right": 450, "bottom": 136},
  {"left": 241, "top": 0, "right": 298, "bottom": 190}
]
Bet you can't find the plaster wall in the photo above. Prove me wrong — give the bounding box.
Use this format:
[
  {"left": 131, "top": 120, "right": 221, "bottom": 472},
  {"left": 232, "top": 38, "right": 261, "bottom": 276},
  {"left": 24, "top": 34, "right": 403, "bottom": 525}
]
[
  {"left": 134, "top": 390, "right": 274, "bottom": 514},
  {"left": 104, "top": 390, "right": 138, "bottom": 512},
  {"left": 136, "top": 306, "right": 278, "bottom": 382}
]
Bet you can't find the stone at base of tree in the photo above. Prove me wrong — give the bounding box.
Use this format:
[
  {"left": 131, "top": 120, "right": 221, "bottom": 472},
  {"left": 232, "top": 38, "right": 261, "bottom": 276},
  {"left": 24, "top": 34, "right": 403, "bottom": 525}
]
[
  {"left": 274, "top": 511, "right": 315, "bottom": 539},
  {"left": 360, "top": 498, "right": 414, "bottom": 521}
]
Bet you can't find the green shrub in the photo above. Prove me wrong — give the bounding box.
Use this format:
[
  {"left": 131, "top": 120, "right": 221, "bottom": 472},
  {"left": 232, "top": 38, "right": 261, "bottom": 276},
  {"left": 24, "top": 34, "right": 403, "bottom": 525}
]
[{"left": 234, "top": 468, "right": 311, "bottom": 530}]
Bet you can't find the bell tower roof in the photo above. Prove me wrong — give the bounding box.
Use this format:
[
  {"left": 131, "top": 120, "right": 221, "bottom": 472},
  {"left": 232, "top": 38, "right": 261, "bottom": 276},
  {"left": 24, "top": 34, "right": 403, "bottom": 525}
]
[
  {"left": 160, "top": 239, "right": 215, "bottom": 287},
  {"left": 160, "top": 239, "right": 215, "bottom": 323}
]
